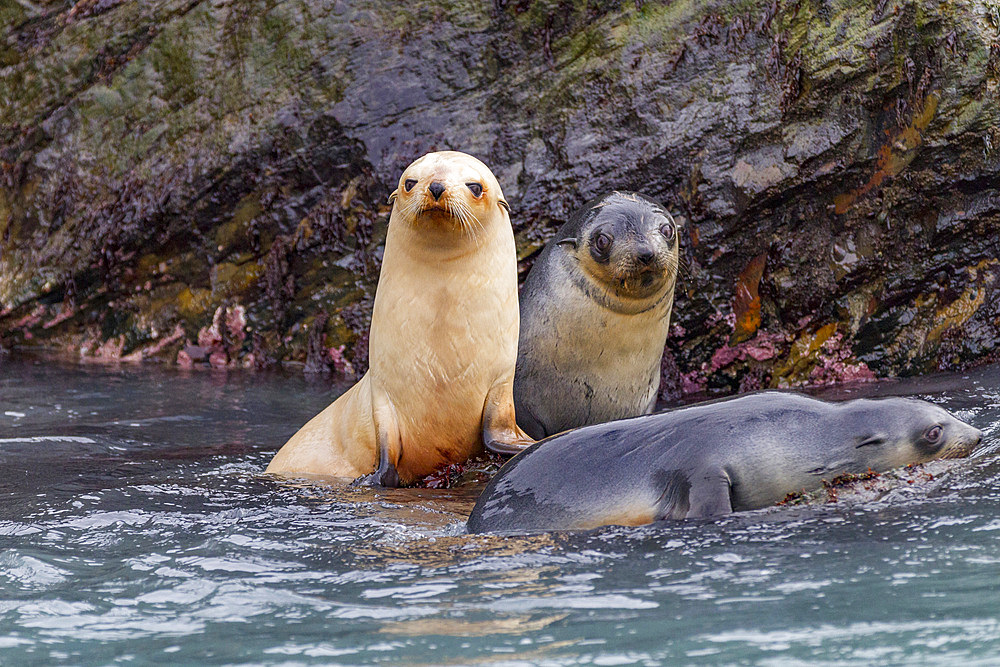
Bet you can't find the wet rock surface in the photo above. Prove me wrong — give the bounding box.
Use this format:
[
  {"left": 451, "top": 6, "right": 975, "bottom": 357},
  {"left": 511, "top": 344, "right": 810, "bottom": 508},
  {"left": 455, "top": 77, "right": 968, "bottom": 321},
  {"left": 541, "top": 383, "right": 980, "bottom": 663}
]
[
  {"left": 776, "top": 459, "right": 966, "bottom": 509},
  {"left": 2, "top": 0, "right": 998, "bottom": 394}
]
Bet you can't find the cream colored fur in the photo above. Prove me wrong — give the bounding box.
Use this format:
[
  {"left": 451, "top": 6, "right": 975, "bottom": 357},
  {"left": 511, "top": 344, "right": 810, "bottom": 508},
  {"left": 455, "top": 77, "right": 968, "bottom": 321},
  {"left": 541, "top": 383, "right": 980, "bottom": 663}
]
[{"left": 266, "top": 151, "right": 531, "bottom": 484}]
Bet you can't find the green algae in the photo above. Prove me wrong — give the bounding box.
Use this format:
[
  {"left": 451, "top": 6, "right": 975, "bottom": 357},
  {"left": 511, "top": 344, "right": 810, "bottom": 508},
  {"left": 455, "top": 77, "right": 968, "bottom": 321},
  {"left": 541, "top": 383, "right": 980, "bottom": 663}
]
[{"left": 1, "top": 0, "right": 998, "bottom": 380}]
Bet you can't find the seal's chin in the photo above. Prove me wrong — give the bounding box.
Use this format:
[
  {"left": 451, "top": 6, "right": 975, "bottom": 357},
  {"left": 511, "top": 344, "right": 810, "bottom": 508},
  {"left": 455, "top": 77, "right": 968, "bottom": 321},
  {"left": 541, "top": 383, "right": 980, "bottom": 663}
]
[
  {"left": 416, "top": 204, "right": 463, "bottom": 228},
  {"left": 613, "top": 267, "right": 669, "bottom": 300},
  {"left": 418, "top": 203, "right": 452, "bottom": 216},
  {"left": 939, "top": 431, "right": 983, "bottom": 459},
  {"left": 940, "top": 445, "right": 973, "bottom": 459},
  {"left": 417, "top": 197, "right": 482, "bottom": 228}
]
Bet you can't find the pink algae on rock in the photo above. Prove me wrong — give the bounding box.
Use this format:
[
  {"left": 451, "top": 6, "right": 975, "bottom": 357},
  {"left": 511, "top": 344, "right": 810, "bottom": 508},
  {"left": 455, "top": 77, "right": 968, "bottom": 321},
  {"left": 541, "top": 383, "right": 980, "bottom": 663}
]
[
  {"left": 709, "top": 331, "right": 787, "bottom": 371},
  {"left": 178, "top": 304, "right": 249, "bottom": 369},
  {"left": 806, "top": 331, "right": 876, "bottom": 386}
]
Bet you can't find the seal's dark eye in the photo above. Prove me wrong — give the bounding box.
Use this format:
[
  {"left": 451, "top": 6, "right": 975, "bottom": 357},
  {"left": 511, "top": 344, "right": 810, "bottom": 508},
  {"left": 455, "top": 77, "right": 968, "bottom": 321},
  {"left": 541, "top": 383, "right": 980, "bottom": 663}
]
[
  {"left": 925, "top": 425, "right": 943, "bottom": 443},
  {"left": 466, "top": 182, "right": 483, "bottom": 197},
  {"left": 590, "top": 232, "right": 613, "bottom": 262},
  {"left": 404, "top": 179, "right": 417, "bottom": 192},
  {"left": 659, "top": 222, "right": 676, "bottom": 241}
]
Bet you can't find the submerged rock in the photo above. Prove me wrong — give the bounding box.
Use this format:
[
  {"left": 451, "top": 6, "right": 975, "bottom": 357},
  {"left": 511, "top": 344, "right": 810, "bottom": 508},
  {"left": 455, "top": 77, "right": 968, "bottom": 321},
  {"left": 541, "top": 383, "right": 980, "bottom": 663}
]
[
  {"left": 777, "top": 459, "right": 962, "bottom": 508},
  {"left": 1, "top": 0, "right": 998, "bottom": 392}
]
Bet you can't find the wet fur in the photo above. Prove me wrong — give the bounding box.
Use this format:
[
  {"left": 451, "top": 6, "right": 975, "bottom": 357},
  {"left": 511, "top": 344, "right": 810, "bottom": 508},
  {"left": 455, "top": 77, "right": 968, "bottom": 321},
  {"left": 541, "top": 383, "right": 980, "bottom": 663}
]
[{"left": 467, "top": 392, "right": 983, "bottom": 533}]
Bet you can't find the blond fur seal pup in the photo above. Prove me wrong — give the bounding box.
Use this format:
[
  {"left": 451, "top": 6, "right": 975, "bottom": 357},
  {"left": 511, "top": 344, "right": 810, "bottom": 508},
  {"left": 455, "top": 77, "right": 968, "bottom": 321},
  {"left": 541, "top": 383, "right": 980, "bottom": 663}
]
[
  {"left": 514, "top": 192, "right": 680, "bottom": 439},
  {"left": 266, "top": 151, "right": 533, "bottom": 486},
  {"left": 467, "top": 392, "right": 984, "bottom": 533}
]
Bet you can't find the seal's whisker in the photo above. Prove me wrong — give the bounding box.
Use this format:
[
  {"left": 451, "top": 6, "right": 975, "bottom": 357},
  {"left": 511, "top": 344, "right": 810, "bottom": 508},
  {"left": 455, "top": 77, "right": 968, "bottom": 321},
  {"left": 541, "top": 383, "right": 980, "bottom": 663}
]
[
  {"left": 471, "top": 209, "right": 486, "bottom": 238},
  {"left": 453, "top": 199, "right": 482, "bottom": 248},
  {"left": 446, "top": 199, "right": 467, "bottom": 240},
  {"left": 471, "top": 211, "right": 486, "bottom": 247},
  {"left": 456, "top": 205, "right": 471, "bottom": 240},
  {"left": 401, "top": 196, "right": 422, "bottom": 222},
  {"left": 457, "top": 201, "right": 478, "bottom": 245},
  {"left": 674, "top": 254, "right": 690, "bottom": 279},
  {"left": 466, "top": 211, "right": 482, "bottom": 249},
  {"left": 460, "top": 200, "right": 486, "bottom": 239}
]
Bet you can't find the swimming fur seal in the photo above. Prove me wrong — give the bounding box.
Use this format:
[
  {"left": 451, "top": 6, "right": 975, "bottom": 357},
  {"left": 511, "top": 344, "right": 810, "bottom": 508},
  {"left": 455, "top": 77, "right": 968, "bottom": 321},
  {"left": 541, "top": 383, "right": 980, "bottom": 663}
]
[
  {"left": 267, "top": 151, "right": 533, "bottom": 486},
  {"left": 467, "top": 392, "right": 983, "bottom": 533},
  {"left": 513, "top": 191, "right": 679, "bottom": 439}
]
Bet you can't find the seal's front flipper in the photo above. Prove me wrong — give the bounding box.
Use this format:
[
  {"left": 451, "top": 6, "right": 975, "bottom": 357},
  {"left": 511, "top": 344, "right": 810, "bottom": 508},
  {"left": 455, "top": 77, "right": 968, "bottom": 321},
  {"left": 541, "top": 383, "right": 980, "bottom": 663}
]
[
  {"left": 512, "top": 395, "right": 551, "bottom": 441},
  {"left": 483, "top": 378, "right": 535, "bottom": 455},
  {"left": 485, "top": 436, "right": 533, "bottom": 456},
  {"left": 351, "top": 391, "right": 402, "bottom": 487},
  {"left": 350, "top": 443, "right": 401, "bottom": 488},
  {"left": 651, "top": 469, "right": 694, "bottom": 520},
  {"left": 683, "top": 468, "right": 734, "bottom": 519}
]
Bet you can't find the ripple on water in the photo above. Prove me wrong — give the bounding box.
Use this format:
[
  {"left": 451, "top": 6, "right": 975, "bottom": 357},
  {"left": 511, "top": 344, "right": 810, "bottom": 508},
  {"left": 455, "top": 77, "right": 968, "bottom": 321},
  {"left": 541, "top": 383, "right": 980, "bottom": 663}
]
[
  {"left": 0, "top": 436, "right": 97, "bottom": 444},
  {"left": 702, "top": 617, "right": 1000, "bottom": 657},
  {"left": 0, "top": 359, "right": 999, "bottom": 664},
  {"left": 0, "top": 552, "right": 71, "bottom": 589}
]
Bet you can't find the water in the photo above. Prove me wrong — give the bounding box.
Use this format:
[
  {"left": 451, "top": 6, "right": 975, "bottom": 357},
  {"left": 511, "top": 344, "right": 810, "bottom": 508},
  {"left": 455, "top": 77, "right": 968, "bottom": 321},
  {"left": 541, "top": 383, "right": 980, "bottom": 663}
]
[{"left": 1, "top": 355, "right": 998, "bottom": 665}]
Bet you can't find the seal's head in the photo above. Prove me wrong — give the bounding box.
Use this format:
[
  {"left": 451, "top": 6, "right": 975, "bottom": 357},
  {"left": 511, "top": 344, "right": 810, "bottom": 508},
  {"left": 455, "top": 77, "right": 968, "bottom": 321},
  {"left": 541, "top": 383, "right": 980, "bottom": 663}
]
[
  {"left": 845, "top": 397, "right": 983, "bottom": 469},
  {"left": 558, "top": 191, "right": 679, "bottom": 305},
  {"left": 389, "top": 151, "right": 510, "bottom": 236}
]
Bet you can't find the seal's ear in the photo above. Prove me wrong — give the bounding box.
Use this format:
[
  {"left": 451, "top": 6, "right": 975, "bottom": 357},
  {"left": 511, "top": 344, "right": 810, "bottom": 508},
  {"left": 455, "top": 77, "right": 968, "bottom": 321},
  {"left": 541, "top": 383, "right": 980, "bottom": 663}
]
[
  {"left": 498, "top": 198, "right": 510, "bottom": 213},
  {"left": 388, "top": 190, "right": 398, "bottom": 205},
  {"left": 556, "top": 238, "right": 578, "bottom": 250}
]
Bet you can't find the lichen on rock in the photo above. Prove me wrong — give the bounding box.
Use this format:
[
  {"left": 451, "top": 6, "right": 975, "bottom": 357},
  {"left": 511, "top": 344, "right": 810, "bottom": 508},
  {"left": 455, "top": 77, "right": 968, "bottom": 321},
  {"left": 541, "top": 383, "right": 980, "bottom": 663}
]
[{"left": 1, "top": 0, "right": 997, "bottom": 392}]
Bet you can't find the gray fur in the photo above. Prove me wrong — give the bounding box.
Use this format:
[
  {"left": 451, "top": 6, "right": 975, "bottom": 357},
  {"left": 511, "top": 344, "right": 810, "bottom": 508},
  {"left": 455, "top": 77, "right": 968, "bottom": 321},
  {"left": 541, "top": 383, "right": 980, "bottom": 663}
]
[
  {"left": 514, "top": 191, "right": 679, "bottom": 439},
  {"left": 467, "top": 392, "right": 983, "bottom": 533}
]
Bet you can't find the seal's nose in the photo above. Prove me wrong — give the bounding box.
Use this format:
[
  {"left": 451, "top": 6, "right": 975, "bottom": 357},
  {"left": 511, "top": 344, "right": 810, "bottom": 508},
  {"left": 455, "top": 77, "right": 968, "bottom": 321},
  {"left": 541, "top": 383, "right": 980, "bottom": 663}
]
[
  {"left": 636, "top": 245, "right": 656, "bottom": 265},
  {"left": 428, "top": 181, "right": 445, "bottom": 200},
  {"left": 972, "top": 429, "right": 983, "bottom": 447}
]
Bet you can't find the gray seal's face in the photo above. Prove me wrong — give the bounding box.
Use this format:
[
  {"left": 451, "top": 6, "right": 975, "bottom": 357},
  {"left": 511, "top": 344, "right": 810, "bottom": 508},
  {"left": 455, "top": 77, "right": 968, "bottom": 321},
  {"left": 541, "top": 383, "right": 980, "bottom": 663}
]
[
  {"left": 847, "top": 398, "right": 983, "bottom": 470},
  {"left": 565, "top": 192, "right": 679, "bottom": 302}
]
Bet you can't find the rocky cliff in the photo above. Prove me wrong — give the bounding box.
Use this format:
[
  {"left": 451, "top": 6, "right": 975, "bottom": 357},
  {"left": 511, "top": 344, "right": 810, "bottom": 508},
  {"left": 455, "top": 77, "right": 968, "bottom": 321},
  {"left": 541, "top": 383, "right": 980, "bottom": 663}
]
[{"left": 2, "top": 0, "right": 999, "bottom": 395}]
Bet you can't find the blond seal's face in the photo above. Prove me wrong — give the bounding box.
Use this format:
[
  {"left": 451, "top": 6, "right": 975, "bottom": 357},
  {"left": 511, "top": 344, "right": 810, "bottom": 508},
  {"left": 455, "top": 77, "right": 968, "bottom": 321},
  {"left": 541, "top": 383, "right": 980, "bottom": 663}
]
[{"left": 389, "top": 151, "right": 510, "bottom": 235}]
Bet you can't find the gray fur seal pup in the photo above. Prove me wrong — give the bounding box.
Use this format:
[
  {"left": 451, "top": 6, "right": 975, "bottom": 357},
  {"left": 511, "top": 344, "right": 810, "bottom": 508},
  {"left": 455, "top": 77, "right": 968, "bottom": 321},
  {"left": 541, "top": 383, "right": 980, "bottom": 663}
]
[
  {"left": 513, "top": 191, "right": 680, "bottom": 439},
  {"left": 467, "top": 392, "right": 983, "bottom": 533},
  {"left": 266, "top": 151, "right": 533, "bottom": 486}
]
